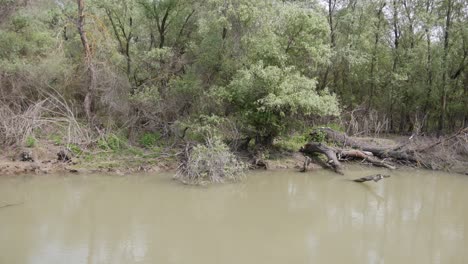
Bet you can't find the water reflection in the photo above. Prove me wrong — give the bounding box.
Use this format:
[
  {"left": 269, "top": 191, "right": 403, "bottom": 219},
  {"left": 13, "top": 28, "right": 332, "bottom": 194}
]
[{"left": 0, "top": 167, "right": 467, "bottom": 264}]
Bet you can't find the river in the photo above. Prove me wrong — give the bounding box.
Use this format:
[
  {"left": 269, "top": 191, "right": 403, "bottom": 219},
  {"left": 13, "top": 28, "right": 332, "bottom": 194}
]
[{"left": 0, "top": 166, "right": 467, "bottom": 264}]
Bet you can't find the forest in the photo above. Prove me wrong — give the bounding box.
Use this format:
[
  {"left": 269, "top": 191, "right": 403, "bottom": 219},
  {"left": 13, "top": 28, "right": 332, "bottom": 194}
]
[{"left": 0, "top": 0, "right": 467, "bottom": 178}]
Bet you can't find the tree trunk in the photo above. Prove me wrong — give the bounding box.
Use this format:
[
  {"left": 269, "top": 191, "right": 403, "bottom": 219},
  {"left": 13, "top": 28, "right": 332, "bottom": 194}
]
[
  {"left": 463, "top": 69, "right": 468, "bottom": 128},
  {"left": 77, "top": 0, "right": 95, "bottom": 123},
  {"left": 422, "top": 13, "right": 433, "bottom": 132},
  {"left": 438, "top": 0, "right": 452, "bottom": 136},
  {"left": 389, "top": 0, "right": 400, "bottom": 132},
  {"left": 368, "top": 2, "right": 386, "bottom": 111}
]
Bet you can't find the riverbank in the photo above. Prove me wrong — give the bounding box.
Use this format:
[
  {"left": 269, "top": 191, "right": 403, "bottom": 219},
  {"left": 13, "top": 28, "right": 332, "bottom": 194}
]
[
  {"left": 0, "top": 131, "right": 466, "bottom": 176},
  {"left": 0, "top": 138, "right": 311, "bottom": 176}
]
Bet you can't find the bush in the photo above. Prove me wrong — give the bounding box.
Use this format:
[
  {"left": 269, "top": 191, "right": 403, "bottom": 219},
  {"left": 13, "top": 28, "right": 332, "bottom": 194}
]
[{"left": 175, "top": 136, "right": 247, "bottom": 185}]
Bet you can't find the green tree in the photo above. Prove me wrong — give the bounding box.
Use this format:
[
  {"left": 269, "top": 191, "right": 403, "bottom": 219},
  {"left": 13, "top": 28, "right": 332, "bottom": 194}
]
[{"left": 219, "top": 62, "right": 339, "bottom": 145}]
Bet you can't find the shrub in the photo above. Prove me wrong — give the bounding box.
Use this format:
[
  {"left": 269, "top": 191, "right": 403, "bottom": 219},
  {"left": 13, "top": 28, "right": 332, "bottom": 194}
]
[{"left": 175, "top": 136, "right": 247, "bottom": 185}]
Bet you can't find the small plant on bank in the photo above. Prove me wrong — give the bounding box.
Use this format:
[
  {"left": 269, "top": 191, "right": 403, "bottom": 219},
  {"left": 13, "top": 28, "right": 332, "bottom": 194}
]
[
  {"left": 25, "top": 136, "right": 36, "bottom": 148},
  {"left": 50, "top": 134, "right": 62, "bottom": 145},
  {"left": 67, "top": 144, "right": 82, "bottom": 156},
  {"left": 98, "top": 134, "right": 126, "bottom": 151},
  {"left": 175, "top": 135, "right": 247, "bottom": 185},
  {"left": 139, "top": 132, "right": 161, "bottom": 148}
]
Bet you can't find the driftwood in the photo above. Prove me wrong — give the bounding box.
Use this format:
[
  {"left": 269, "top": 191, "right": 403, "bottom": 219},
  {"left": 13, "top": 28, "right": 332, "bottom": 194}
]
[{"left": 353, "top": 174, "right": 390, "bottom": 183}]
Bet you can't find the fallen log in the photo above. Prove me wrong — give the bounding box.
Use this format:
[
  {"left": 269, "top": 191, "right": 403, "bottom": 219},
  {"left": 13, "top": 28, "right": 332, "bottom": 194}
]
[
  {"left": 311, "top": 127, "right": 421, "bottom": 164},
  {"left": 302, "top": 127, "right": 467, "bottom": 174},
  {"left": 300, "top": 142, "right": 395, "bottom": 173}
]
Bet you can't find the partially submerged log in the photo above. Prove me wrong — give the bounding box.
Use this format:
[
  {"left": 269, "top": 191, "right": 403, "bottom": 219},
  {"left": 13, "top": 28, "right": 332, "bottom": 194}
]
[
  {"left": 0, "top": 202, "right": 23, "bottom": 209},
  {"left": 353, "top": 174, "right": 390, "bottom": 183}
]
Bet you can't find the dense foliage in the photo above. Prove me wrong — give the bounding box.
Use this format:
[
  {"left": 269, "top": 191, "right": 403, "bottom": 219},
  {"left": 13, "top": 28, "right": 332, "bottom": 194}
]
[{"left": 0, "top": 0, "right": 466, "bottom": 148}]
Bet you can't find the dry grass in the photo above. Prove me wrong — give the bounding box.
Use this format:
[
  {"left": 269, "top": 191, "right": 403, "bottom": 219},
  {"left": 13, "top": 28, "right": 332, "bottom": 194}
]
[
  {"left": 394, "top": 128, "right": 468, "bottom": 172},
  {"left": 344, "top": 107, "right": 389, "bottom": 136},
  {"left": 0, "top": 90, "right": 91, "bottom": 146}
]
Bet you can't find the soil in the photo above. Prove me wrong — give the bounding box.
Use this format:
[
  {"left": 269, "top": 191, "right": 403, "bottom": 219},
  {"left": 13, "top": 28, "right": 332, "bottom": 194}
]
[{"left": 0, "top": 140, "right": 176, "bottom": 176}]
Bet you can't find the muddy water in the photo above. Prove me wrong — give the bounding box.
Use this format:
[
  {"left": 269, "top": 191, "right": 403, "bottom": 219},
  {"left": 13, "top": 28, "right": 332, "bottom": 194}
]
[{"left": 0, "top": 167, "right": 467, "bottom": 264}]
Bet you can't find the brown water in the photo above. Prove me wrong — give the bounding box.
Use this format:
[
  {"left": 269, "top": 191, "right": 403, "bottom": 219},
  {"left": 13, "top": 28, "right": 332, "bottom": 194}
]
[{"left": 0, "top": 166, "right": 467, "bottom": 264}]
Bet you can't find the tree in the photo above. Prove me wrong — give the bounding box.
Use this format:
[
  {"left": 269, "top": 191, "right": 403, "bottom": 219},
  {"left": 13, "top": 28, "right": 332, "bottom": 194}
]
[
  {"left": 220, "top": 62, "right": 339, "bottom": 145},
  {"left": 98, "top": 0, "right": 136, "bottom": 77}
]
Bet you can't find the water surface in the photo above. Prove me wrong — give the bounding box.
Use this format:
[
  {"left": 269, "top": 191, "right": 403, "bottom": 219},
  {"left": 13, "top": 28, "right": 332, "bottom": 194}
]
[{"left": 0, "top": 166, "right": 467, "bottom": 264}]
